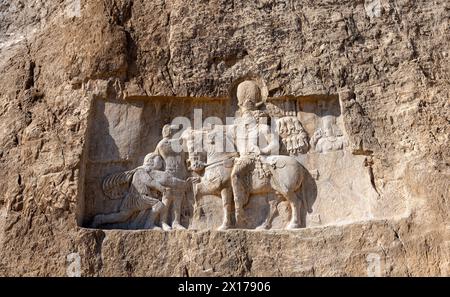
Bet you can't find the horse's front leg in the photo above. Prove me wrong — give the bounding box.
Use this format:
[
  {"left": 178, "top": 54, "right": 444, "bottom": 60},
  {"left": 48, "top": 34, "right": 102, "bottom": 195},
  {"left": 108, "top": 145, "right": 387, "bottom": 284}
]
[
  {"left": 192, "top": 179, "right": 207, "bottom": 219},
  {"left": 218, "top": 187, "right": 233, "bottom": 231},
  {"left": 192, "top": 179, "right": 205, "bottom": 203}
]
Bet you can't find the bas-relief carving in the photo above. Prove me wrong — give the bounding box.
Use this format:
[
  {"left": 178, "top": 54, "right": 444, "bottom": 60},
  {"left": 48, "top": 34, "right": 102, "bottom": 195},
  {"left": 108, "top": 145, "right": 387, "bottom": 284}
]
[
  {"left": 310, "top": 115, "right": 347, "bottom": 153},
  {"left": 85, "top": 79, "right": 378, "bottom": 231},
  {"left": 93, "top": 153, "right": 169, "bottom": 229},
  {"left": 92, "top": 127, "right": 192, "bottom": 230}
]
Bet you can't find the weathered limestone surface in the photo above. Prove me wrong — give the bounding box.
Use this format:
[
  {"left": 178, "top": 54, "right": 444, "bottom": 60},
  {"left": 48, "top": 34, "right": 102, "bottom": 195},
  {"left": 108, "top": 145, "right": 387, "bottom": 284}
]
[{"left": 0, "top": 0, "right": 448, "bottom": 276}]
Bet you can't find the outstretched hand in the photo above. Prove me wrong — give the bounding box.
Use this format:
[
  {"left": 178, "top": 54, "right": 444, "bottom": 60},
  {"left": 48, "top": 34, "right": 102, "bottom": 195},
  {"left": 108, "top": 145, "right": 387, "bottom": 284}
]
[{"left": 313, "top": 128, "right": 323, "bottom": 139}]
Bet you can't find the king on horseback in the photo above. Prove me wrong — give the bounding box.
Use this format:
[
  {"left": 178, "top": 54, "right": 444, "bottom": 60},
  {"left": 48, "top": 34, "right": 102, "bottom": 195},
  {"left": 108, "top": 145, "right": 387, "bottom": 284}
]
[{"left": 230, "top": 80, "right": 279, "bottom": 226}]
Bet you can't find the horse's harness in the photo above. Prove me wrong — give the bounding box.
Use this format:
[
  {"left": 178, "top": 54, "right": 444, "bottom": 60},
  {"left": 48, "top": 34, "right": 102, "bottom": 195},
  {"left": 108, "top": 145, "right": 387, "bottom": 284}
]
[{"left": 203, "top": 153, "right": 239, "bottom": 170}]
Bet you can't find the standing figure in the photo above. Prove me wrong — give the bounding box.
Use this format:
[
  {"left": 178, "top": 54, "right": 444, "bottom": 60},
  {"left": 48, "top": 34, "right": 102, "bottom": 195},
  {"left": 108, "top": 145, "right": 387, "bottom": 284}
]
[{"left": 153, "top": 124, "right": 190, "bottom": 230}]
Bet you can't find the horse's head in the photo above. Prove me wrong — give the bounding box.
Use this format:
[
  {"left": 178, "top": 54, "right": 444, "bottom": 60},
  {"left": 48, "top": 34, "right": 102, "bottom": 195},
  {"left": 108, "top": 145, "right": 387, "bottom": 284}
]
[
  {"left": 184, "top": 125, "right": 237, "bottom": 172},
  {"left": 180, "top": 127, "right": 207, "bottom": 173},
  {"left": 204, "top": 125, "right": 236, "bottom": 158}
]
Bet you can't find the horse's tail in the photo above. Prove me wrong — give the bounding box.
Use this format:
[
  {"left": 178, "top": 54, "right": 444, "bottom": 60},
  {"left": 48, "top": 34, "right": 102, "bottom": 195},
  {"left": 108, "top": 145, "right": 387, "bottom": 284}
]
[
  {"left": 296, "top": 187, "right": 312, "bottom": 214},
  {"left": 102, "top": 168, "right": 138, "bottom": 199}
]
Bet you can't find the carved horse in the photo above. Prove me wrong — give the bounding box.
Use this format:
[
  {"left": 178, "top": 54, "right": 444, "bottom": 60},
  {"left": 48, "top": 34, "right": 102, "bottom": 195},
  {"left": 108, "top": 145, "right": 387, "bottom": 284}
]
[{"left": 181, "top": 125, "right": 310, "bottom": 230}]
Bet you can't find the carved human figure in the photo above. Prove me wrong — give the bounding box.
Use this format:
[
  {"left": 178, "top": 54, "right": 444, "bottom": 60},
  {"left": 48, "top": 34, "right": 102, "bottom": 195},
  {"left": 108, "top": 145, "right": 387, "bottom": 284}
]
[
  {"left": 92, "top": 153, "right": 172, "bottom": 228},
  {"left": 184, "top": 125, "right": 310, "bottom": 230},
  {"left": 276, "top": 116, "right": 309, "bottom": 155},
  {"left": 310, "top": 115, "right": 346, "bottom": 153},
  {"left": 231, "top": 81, "right": 278, "bottom": 226},
  {"left": 153, "top": 124, "right": 189, "bottom": 230}
]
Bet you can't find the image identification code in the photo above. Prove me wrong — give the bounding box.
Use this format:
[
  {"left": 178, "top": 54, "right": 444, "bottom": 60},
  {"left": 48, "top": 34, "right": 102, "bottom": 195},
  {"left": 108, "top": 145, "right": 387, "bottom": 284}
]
[{"left": 178, "top": 281, "right": 271, "bottom": 294}]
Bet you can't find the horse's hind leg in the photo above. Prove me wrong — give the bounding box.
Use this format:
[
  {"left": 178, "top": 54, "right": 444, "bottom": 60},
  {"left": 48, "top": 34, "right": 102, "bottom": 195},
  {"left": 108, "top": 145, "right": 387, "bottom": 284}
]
[
  {"left": 285, "top": 192, "right": 301, "bottom": 229},
  {"left": 218, "top": 187, "right": 233, "bottom": 231},
  {"left": 256, "top": 194, "right": 281, "bottom": 230}
]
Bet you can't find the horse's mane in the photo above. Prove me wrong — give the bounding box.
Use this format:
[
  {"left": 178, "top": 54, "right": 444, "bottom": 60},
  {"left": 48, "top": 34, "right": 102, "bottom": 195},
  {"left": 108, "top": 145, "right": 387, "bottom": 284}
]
[{"left": 182, "top": 125, "right": 237, "bottom": 168}]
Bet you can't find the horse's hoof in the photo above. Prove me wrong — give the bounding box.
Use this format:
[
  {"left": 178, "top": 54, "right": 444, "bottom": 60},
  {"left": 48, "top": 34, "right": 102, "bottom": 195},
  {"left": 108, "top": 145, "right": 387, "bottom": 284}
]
[
  {"left": 256, "top": 224, "right": 271, "bottom": 230},
  {"left": 217, "top": 224, "right": 231, "bottom": 231},
  {"left": 235, "top": 218, "right": 248, "bottom": 229},
  {"left": 144, "top": 223, "right": 162, "bottom": 230},
  {"left": 286, "top": 223, "right": 300, "bottom": 230},
  {"left": 172, "top": 223, "right": 186, "bottom": 230},
  {"left": 162, "top": 223, "right": 172, "bottom": 231}
]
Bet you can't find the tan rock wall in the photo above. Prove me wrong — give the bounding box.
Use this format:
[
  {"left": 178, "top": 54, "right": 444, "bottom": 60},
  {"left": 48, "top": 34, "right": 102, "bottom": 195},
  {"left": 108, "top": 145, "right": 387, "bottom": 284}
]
[{"left": 0, "top": 0, "right": 448, "bottom": 276}]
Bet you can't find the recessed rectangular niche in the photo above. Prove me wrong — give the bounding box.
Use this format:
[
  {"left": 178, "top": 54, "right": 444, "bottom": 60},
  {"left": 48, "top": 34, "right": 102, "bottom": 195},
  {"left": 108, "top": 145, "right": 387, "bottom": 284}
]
[{"left": 78, "top": 94, "right": 379, "bottom": 230}]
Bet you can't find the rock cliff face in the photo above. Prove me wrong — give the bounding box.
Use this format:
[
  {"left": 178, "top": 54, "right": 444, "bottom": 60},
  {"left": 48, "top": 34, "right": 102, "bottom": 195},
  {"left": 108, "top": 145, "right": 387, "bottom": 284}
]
[{"left": 0, "top": 0, "right": 448, "bottom": 276}]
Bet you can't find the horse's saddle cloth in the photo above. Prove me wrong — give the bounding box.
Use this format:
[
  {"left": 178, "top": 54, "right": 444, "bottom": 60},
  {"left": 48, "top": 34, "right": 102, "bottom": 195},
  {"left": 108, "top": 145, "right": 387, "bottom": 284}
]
[
  {"left": 255, "top": 157, "right": 286, "bottom": 179},
  {"left": 260, "top": 156, "right": 286, "bottom": 169}
]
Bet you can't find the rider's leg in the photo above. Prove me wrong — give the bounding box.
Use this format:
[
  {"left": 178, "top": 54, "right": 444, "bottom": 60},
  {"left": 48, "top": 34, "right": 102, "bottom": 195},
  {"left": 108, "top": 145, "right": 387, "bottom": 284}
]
[
  {"left": 231, "top": 157, "right": 254, "bottom": 227},
  {"left": 231, "top": 165, "right": 249, "bottom": 227}
]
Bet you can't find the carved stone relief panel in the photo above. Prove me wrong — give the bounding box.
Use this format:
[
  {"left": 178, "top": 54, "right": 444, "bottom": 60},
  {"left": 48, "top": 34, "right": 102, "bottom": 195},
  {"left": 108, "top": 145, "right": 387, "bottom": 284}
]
[{"left": 81, "top": 80, "right": 380, "bottom": 231}]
